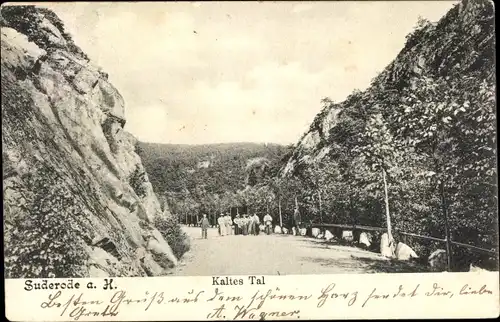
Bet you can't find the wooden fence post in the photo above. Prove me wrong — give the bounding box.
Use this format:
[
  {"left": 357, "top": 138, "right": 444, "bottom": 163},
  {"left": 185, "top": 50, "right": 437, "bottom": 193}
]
[
  {"left": 382, "top": 168, "right": 393, "bottom": 243},
  {"left": 278, "top": 197, "right": 283, "bottom": 228},
  {"left": 440, "top": 181, "right": 452, "bottom": 271}
]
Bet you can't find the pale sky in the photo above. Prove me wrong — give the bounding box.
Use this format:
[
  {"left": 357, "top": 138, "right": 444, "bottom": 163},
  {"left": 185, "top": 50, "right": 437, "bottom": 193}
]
[{"left": 42, "top": 1, "right": 457, "bottom": 145}]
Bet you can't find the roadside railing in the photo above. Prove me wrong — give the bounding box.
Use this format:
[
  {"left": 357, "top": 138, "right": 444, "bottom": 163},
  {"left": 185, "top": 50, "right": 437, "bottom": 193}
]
[{"left": 309, "top": 223, "right": 497, "bottom": 256}]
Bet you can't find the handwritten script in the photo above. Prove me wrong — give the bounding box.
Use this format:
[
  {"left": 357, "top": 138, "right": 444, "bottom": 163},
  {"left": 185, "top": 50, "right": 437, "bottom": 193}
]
[{"left": 33, "top": 279, "right": 494, "bottom": 320}]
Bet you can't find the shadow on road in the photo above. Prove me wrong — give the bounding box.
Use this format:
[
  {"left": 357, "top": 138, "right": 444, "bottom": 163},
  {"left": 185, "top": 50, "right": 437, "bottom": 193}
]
[
  {"left": 176, "top": 227, "right": 432, "bottom": 275},
  {"left": 297, "top": 237, "right": 431, "bottom": 273},
  {"left": 300, "top": 255, "right": 430, "bottom": 273}
]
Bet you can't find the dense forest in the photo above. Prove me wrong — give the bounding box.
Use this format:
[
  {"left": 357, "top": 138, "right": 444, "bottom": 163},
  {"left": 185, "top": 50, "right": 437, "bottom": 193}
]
[{"left": 136, "top": 142, "right": 293, "bottom": 223}]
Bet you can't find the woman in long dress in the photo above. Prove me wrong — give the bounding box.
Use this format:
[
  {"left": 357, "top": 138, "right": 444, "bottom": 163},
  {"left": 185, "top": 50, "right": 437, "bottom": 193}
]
[
  {"left": 242, "top": 215, "right": 249, "bottom": 235},
  {"left": 253, "top": 213, "right": 260, "bottom": 235},
  {"left": 225, "top": 214, "right": 233, "bottom": 235},
  {"left": 217, "top": 214, "right": 226, "bottom": 236}
]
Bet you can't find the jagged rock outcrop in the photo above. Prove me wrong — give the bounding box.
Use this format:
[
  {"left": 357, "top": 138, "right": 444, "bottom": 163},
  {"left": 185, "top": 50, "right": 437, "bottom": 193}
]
[
  {"left": 428, "top": 249, "right": 448, "bottom": 272},
  {"left": 395, "top": 242, "right": 419, "bottom": 261},
  {"left": 2, "top": 6, "right": 179, "bottom": 278},
  {"left": 342, "top": 230, "right": 354, "bottom": 242},
  {"left": 278, "top": 0, "right": 496, "bottom": 270},
  {"left": 324, "top": 230, "right": 334, "bottom": 241},
  {"left": 359, "top": 232, "right": 372, "bottom": 248},
  {"left": 282, "top": 0, "right": 495, "bottom": 176},
  {"left": 245, "top": 157, "right": 271, "bottom": 186}
]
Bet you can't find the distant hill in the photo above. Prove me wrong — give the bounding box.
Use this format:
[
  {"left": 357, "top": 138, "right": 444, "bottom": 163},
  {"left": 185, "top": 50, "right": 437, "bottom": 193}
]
[{"left": 136, "top": 142, "right": 292, "bottom": 197}]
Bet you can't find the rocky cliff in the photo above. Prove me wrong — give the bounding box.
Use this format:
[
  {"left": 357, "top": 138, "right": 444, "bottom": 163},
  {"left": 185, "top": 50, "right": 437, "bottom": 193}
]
[
  {"left": 2, "top": 6, "right": 180, "bottom": 278},
  {"left": 282, "top": 0, "right": 495, "bottom": 176},
  {"left": 278, "top": 0, "right": 496, "bottom": 269}
]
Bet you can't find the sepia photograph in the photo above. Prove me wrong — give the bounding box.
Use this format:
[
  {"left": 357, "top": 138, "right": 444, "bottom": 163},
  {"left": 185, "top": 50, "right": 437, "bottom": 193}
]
[{"left": 2, "top": 0, "right": 497, "bottom": 286}]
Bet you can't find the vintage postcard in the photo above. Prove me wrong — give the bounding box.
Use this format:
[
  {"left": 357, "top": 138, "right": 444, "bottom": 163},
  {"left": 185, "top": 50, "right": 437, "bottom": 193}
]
[{"left": 2, "top": 1, "right": 498, "bottom": 320}]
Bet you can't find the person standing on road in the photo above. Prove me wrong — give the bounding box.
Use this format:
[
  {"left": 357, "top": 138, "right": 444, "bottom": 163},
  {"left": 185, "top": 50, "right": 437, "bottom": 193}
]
[
  {"left": 252, "top": 213, "right": 260, "bottom": 235},
  {"left": 217, "top": 213, "right": 226, "bottom": 236},
  {"left": 242, "top": 214, "right": 249, "bottom": 235},
  {"left": 263, "top": 213, "right": 273, "bottom": 235},
  {"left": 199, "top": 214, "right": 210, "bottom": 239},
  {"left": 234, "top": 214, "right": 241, "bottom": 235},
  {"left": 246, "top": 214, "right": 251, "bottom": 235},
  {"left": 248, "top": 213, "right": 255, "bottom": 235},
  {"left": 225, "top": 214, "right": 233, "bottom": 235}
]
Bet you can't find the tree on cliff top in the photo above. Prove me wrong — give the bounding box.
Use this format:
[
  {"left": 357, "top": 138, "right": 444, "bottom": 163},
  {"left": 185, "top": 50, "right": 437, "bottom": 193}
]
[{"left": 0, "top": 5, "right": 88, "bottom": 59}]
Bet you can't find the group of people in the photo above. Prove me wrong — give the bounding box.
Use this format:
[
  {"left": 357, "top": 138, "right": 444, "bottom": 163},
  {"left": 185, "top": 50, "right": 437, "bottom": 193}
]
[
  {"left": 216, "top": 213, "right": 234, "bottom": 236},
  {"left": 216, "top": 213, "right": 274, "bottom": 236},
  {"left": 198, "top": 208, "right": 301, "bottom": 239}
]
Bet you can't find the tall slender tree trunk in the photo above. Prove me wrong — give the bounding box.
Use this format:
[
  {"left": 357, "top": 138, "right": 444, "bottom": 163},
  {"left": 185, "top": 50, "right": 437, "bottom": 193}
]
[
  {"left": 440, "top": 181, "right": 452, "bottom": 271},
  {"left": 382, "top": 168, "right": 393, "bottom": 245},
  {"left": 278, "top": 197, "right": 283, "bottom": 227},
  {"left": 318, "top": 190, "right": 323, "bottom": 223},
  {"left": 349, "top": 195, "right": 355, "bottom": 225}
]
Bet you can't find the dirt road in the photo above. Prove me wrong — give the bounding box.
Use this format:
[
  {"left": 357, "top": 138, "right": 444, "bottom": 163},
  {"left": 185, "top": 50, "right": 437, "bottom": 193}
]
[{"left": 171, "top": 226, "right": 427, "bottom": 276}]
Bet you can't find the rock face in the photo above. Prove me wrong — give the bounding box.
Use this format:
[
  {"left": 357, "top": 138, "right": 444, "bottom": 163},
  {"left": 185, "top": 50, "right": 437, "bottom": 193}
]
[
  {"left": 342, "top": 230, "right": 354, "bottom": 242},
  {"left": 469, "top": 264, "right": 488, "bottom": 272},
  {"left": 324, "top": 230, "right": 334, "bottom": 241},
  {"left": 245, "top": 157, "right": 271, "bottom": 187},
  {"left": 277, "top": 0, "right": 495, "bottom": 269},
  {"left": 281, "top": 0, "right": 495, "bottom": 178},
  {"left": 395, "top": 242, "right": 419, "bottom": 261},
  {"left": 2, "top": 6, "right": 179, "bottom": 278},
  {"left": 428, "top": 249, "right": 448, "bottom": 272},
  {"left": 359, "top": 232, "right": 372, "bottom": 248}
]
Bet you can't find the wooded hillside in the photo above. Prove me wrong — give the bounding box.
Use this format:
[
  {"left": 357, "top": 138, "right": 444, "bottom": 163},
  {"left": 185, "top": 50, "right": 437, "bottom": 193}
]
[
  {"left": 278, "top": 0, "right": 496, "bottom": 271},
  {"left": 137, "top": 142, "right": 292, "bottom": 220}
]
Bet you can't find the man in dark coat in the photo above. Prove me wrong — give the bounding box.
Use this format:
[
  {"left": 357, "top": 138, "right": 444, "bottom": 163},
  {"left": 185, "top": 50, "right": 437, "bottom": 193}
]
[
  {"left": 263, "top": 213, "right": 273, "bottom": 235},
  {"left": 199, "top": 214, "right": 210, "bottom": 239},
  {"left": 234, "top": 214, "right": 241, "bottom": 235}
]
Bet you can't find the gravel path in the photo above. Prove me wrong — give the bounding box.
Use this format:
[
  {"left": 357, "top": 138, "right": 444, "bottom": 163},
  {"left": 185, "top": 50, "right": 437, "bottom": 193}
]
[{"left": 171, "top": 226, "right": 428, "bottom": 276}]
